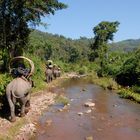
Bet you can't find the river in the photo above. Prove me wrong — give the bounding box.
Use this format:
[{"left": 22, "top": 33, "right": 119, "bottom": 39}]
[{"left": 33, "top": 77, "right": 140, "bottom": 140}]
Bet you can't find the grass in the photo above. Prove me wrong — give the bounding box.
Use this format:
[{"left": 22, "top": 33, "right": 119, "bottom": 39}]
[
  {"left": 0, "top": 119, "right": 26, "bottom": 140},
  {"left": 55, "top": 95, "right": 69, "bottom": 106},
  {"left": 118, "top": 88, "right": 140, "bottom": 103},
  {"left": 89, "top": 72, "right": 119, "bottom": 90},
  {"left": 88, "top": 72, "right": 140, "bottom": 103}
]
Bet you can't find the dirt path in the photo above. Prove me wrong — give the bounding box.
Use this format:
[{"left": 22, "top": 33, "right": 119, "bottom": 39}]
[
  {"left": 0, "top": 89, "right": 55, "bottom": 140},
  {"left": 0, "top": 73, "right": 79, "bottom": 140}
]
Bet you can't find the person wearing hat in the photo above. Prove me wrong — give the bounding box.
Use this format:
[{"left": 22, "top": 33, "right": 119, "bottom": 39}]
[{"left": 46, "top": 60, "right": 53, "bottom": 69}]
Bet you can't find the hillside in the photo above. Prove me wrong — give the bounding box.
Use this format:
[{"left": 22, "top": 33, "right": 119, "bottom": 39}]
[
  {"left": 111, "top": 39, "right": 140, "bottom": 51},
  {"left": 28, "top": 30, "right": 92, "bottom": 62},
  {"left": 29, "top": 30, "right": 140, "bottom": 54}
]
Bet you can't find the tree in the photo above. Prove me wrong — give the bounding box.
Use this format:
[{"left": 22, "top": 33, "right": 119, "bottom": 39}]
[
  {"left": 93, "top": 21, "right": 120, "bottom": 49},
  {"left": 45, "top": 43, "right": 52, "bottom": 60},
  {"left": 90, "top": 21, "right": 119, "bottom": 59},
  {"left": 90, "top": 21, "right": 120, "bottom": 76},
  {"left": 68, "top": 47, "right": 79, "bottom": 63},
  {"left": 0, "top": 0, "right": 67, "bottom": 71}
]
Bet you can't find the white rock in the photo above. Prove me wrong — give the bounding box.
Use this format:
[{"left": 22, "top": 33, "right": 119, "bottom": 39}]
[
  {"left": 85, "top": 110, "right": 92, "bottom": 114},
  {"left": 84, "top": 102, "right": 95, "bottom": 107},
  {"left": 85, "top": 136, "right": 93, "bottom": 140},
  {"left": 78, "top": 112, "right": 83, "bottom": 116}
]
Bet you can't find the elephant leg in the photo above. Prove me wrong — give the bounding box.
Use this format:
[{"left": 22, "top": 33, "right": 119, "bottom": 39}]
[
  {"left": 50, "top": 76, "right": 52, "bottom": 82},
  {"left": 20, "top": 98, "right": 26, "bottom": 117},
  {"left": 46, "top": 76, "right": 49, "bottom": 83},
  {"left": 7, "top": 97, "right": 16, "bottom": 122},
  {"left": 25, "top": 100, "right": 30, "bottom": 114},
  {"left": 53, "top": 73, "right": 56, "bottom": 79},
  {"left": 20, "top": 104, "right": 26, "bottom": 117},
  {"left": 47, "top": 75, "right": 51, "bottom": 83}
]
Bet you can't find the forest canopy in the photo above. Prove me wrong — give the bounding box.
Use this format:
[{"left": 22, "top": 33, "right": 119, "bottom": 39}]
[{"left": 0, "top": 0, "right": 67, "bottom": 70}]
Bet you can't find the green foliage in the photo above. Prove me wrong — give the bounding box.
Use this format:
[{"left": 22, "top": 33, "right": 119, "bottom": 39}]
[
  {"left": 0, "top": 0, "right": 67, "bottom": 70},
  {"left": 111, "top": 39, "right": 140, "bottom": 52},
  {"left": 55, "top": 95, "right": 69, "bottom": 106},
  {"left": 90, "top": 21, "right": 119, "bottom": 62},
  {"left": 95, "top": 50, "right": 128, "bottom": 77},
  {"left": 28, "top": 30, "right": 91, "bottom": 63},
  {"left": 24, "top": 53, "right": 47, "bottom": 91},
  {"left": 1, "top": 16, "right": 140, "bottom": 105},
  {"left": 78, "top": 66, "right": 88, "bottom": 75},
  {"left": 118, "top": 89, "right": 140, "bottom": 103},
  {"left": 115, "top": 49, "right": 140, "bottom": 86},
  {"left": 67, "top": 47, "right": 80, "bottom": 63},
  {"left": 132, "top": 85, "right": 140, "bottom": 93},
  {"left": 45, "top": 43, "right": 53, "bottom": 60},
  {"left": 89, "top": 73, "right": 118, "bottom": 90},
  {"left": 90, "top": 21, "right": 120, "bottom": 76},
  {"left": 93, "top": 21, "right": 120, "bottom": 45},
  {"left": 0, "top": 74, "right": 12, "bottom": 96},
  {"left": 88, "top": 51, "right": 98, "bottom": 61}
]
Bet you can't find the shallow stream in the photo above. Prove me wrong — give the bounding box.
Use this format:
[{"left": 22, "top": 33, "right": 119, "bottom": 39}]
[{"left": 33, "top": 78, "right": 140, "bottom": 140}]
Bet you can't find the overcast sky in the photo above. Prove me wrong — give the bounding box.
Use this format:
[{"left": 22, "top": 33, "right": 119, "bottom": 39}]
[{"left": 36, "top": 0, "right": 140, "bottom": 42}]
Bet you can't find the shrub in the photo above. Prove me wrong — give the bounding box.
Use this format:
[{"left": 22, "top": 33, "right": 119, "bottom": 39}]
[
  {"left": 115, "top": 55, "right": 140, "bottom": 86},
  {"left": 132, "top": 85, "right": 140, "bottom": 93},
  {"left": 78, "top": 66, "right": 88, "bottom": 75}
]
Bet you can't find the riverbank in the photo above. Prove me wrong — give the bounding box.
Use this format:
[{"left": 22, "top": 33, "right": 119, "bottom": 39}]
[
  {"left": 88, "top": 72, "right": 140, "bottom": 103},
  {"left": 0, "top": 90, "right": 55, "bottom": 140},
  {"left": 0, "top": 72, "right": 139, "bottom": 140},
  {"left": 31, "top": 73, "right": 140, "bottom": 140},
  {"left": 0, "top": 75, "right": 65, "bottom": 140},
  {"left": 0, "top": 73, "right": 83, "bottom": 140}
]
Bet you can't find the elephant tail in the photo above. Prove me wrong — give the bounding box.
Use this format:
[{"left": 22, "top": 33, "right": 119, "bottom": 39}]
[{"left": 11, "top": 91, "right": 26, "bottom": 99}]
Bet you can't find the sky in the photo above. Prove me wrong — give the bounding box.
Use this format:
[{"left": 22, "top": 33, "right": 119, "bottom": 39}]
[{"left": 36, "top": 0, "right": 140, "bottom": 42}]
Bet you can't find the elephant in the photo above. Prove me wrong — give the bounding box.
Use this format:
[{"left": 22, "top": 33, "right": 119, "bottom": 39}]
[
  {"left": 53, "top": 67, "right": 61, "bottom": 79},
  {"left": 45, "top": 67, "right": 53, "bottom": 83},
  {"left": 6, "top": 56, "right": 34, "bottom": 122}
]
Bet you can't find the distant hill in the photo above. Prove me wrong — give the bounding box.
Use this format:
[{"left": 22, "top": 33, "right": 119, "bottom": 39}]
[
  {"left": 29, "top": 30, "right": 92, "bottom": 61},
  {"left": 110, "top": 39, "right": 140, "bottom": 52},
  {"left": 29, "top": 30, "right": 140, "bottom": 54}
]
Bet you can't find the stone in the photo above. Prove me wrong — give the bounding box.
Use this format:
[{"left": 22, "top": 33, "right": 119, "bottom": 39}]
[
  {"left": 84, "top": 102, "right": 95, "bottom": 107},
  {"left": 85, "top": 109, "right": 92, "bottom": 114},
  {"left": 85, "top": 136, "right": 93, "bottom": 140},
  {"left": 46, "top": 119, "right": 52, "bottom": 126},
  {"left": 78, "top": 112, "right": 83, "bottom": 116}
]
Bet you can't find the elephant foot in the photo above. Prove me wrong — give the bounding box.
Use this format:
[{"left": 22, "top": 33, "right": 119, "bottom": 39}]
[
  {"left": 20, "top": 113, "right": 25, "bottom": 117},
  {"left": 25, "top": 108, "right": 30, "bottom": 114},
  {"left": 9, "top": 117, "right": 16, "bottom": 122},
  {"left": 26, "top": 101, "right": 30, "bottom": 107}
]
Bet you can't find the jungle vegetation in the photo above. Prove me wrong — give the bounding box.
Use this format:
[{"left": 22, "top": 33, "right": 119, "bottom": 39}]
[
  {"left": 0, "top": 0, "right": 140, "bottom": 105},
  {"left": 0, "top": 0, "right": 67, "bottom": 70}
]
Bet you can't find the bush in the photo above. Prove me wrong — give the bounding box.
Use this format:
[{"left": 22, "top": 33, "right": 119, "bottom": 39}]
[
  {"left": 0, "top": 74, "right": 12, "bottom": 96},
  {"left": 78, "top": 66, "right": 88, "bottom": 75},
  {"left": 132, "top": 85, "right": 140, "bottom": 93},
  {"left": 115, "top": 53, "right": 140, "bottom": 86}
]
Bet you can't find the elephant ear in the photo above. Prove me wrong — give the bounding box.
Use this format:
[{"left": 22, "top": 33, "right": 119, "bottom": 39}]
[{"left": 9, "top": 56, "right": 35, "bottom": 78}]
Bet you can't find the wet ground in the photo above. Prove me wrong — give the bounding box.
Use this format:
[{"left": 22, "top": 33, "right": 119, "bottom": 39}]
[{"left": 33, "top": 78, "right": 140, "bottom": 140}]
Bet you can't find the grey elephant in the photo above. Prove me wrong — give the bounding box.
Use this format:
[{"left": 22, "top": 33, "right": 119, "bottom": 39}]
[
  {"left": 53, "top": 65, "right": 61, "bottom": 79},
  {"left": 45, "top": 66, "right": 53, "bottom": 83},
  {"left": 6, "top": 56, "right": 34, "bottom": 122},
  {"left": 53, "top": 68, "right": 61, "bottom": 79}
]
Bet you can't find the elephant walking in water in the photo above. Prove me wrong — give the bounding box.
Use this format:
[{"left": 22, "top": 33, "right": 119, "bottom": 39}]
[{"left": 6, "top": 56, "right": 34, "bottom": 122}]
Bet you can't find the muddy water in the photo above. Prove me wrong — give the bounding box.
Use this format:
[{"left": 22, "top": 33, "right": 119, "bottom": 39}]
[{"left": 34, "top": 78, "right": 140, "bottom": 140}]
